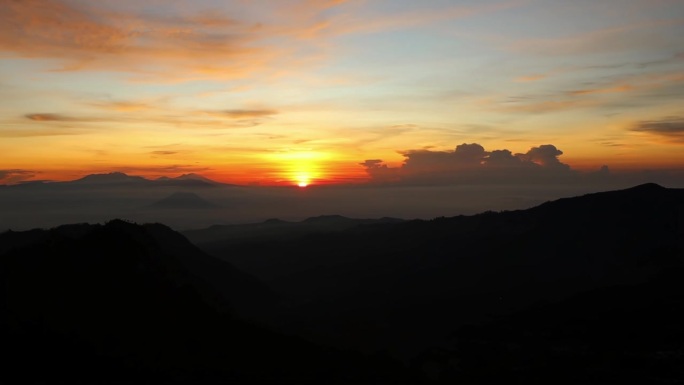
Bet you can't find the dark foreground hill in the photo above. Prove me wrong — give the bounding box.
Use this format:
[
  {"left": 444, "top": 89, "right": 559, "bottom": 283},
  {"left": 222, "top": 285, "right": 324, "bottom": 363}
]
[
  {"left": 0, "top": 220, "right": 409, "bottom": 383},
  {"left": 412, "top": 268, "right": 684, "bottom": 384},
  {"left": 3, "top": 183, "right": 684, "bottom": 383},
  {"left": 193, "top": 183, "right": 684, "bottom": 380}
]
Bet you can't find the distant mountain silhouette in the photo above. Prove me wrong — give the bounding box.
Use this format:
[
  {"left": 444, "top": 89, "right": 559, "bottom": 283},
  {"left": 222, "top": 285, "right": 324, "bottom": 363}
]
[
  {"left": 194, "top": 183, "right": 684, "bottom": 367},
  {"left": 71, "top": 171, "right": 151, "bottom": 185},
  {"left": 302, "top": 214, "right": 351, "bottom": 223},
  {"left": 184, "top": 215, "right": 404, "bottom": 244},
  {"left": 0, "top": 220, "right": 409, "bottom": 383},
  {"left": 176, "top": 172, "right": 222, "bottom": 183},
  {"left": 146, "top": 191, "right": 219, "bottom": 210},
  {"left": 155, "top": 173, "right": 231, "bottom": 188},
  {"left": 3, "top": 183, "right": 684, "bottom": 383},
  {"left": 1, "top": 172, "right": 233, "bottom": 188}
]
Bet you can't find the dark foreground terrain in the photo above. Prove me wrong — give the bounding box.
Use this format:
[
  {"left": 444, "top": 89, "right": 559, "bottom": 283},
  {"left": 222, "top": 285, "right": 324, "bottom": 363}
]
[
  {"left": 2, "top": 183, "right": 683, "bottom": 383},
  {"left": 0, "top": 220, "right": 409, "bottom": 383}
]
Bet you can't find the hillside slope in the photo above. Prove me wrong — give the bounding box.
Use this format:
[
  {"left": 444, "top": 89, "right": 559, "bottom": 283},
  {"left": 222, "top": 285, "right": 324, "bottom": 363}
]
[
  {"left": 196, "top": 184, "right": 684, "bottom": 358},
  {"left": 0, "top": 220, "right": 409, "bottom": 383}
]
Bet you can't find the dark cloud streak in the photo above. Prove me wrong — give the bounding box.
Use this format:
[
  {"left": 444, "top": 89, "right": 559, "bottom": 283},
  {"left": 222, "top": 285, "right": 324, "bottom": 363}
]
[
  {"left": 25, "top": 113, "right": 79, "bottom": 122},
  {"left": 0, "top": 169, "right": 36, "bottom": 184},
  {"left": 24, "top": 113, "right": 105, "bottom": 123},
  {"left": 632, "top": 116, "right": 684, "bottom": 139}
]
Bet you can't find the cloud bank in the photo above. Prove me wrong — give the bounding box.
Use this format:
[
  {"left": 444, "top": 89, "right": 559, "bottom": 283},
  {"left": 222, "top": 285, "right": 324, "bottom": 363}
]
[
  {"left": 361, "top": 143, "right": 582, "bottom": 185},
  {"left": 0, "top": 0, "right": 347, "bottom": 82}
]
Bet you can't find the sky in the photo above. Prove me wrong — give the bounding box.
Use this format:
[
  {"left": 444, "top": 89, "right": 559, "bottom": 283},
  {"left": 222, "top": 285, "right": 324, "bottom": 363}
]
[{"left": 1, "top": 0, "right": 683, "bottom": 187}]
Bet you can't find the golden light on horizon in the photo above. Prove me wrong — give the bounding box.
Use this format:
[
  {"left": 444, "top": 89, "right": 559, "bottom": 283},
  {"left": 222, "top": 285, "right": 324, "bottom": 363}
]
[
  {"left": 264, "top": 151, "right": 330, "bottom": 186},
  {"left": 295, "top": 171, "right": 311, "bottom": 187},
  {"left": 1, "top": 1, "right": 683, "bottom": 188}
]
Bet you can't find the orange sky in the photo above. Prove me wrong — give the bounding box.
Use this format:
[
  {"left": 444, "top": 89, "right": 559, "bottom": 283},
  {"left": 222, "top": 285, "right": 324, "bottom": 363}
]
[{"left": 1, "top": 0, "right": 683, "bottom": 186}]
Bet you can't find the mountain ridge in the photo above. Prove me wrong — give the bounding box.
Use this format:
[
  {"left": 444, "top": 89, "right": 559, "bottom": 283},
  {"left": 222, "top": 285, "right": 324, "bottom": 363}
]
[
  {"left": 0, "top": 219, "right": 409, "bottom": 383},
  {"left": 2, "top": 183, "right": 684, "bottom": 382},
  {"left": 192, "top": 183, "right": 684, "bottom": 360},
  {"left": 1, "top": 171, "right": 232, "bottom": 188},
  {"left": 183, "top": 215, "right": 405, "bottom": 245}
]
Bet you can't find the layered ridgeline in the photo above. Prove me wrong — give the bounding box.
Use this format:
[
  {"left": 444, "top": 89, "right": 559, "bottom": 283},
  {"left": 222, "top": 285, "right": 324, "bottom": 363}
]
[
  {"left": 0, "top": 220, "right": 409, "bottom": 383},
  {"left": 2, "top": 184, "right": 683, "bottom": 383},
  {"left": 0, "top": 172, "right": 239, "bottom": 231},
  {"left": 188, "top": 183, "right": 684, "bottom": 383},
  {"left": 184, "top": 215, "right": 404, "bottom": 244},
  {"left": 54, "top": 172, "right": 230, "bottom": 188}
]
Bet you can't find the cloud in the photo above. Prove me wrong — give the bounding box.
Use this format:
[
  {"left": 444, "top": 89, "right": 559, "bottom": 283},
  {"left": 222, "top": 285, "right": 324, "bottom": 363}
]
[
  {"left": 631, "top": 51, "right": 684, "bottom": 69},
  {"left": 24, "top": 113, "right": 105, "bottom": 123},
  {"left": 567, "top": 85, "right": 634, "bottom": 96},
  {"left": 600, "top": 141, "right": 627, "bottom": 148},
  {"left": 150, "top": 151, "right": 178, "bottom": 156},
  {"left": 25, "top": 113, "right": 79, "bottom": 122},
  {"left": 0, "top": 0, "right": 350, "bottom": 82},
  {"left": 399, "top": 143, "right": 488, "bottom": 175},
  {"left": 0, "top": 0, "right": 532, "bottom": 83},
  {"left": 20, "top": 108, "right": 276, "bottom": 130},
  {"left": 486, "top": 149, "right": 523, "bottom": 166},
  {"left": 361, "top": 143, "right": 578, "bottom": 185},
  {"left": 215, "top": 109, "right": 279, "bottom": 119},
  {"left": 517, "top": 144, "right": 570, "bottom": 170},
  {"left": 0, "top": 0, "right": 129, "bottom": 58},
  {"left": 515, "top": 74, "right": 546, "bottom": 82},
  {"left": 0, "top": 128, "right": 84, "bottom": 137},
  {"left": 0, "top": 169, "right": 36, "bottom": 184},
  {"left": 89, "top": 100, "right": 155, "bottom": 112},
  {"left": 508, "top": 18, "right": 683, "bottom": 56},
  {"left": 192, "top": 109, "right": 280, "bottom": 128},
  {"left": 329, "top": 0, "right": 529, "bottom": 37},
  {"left": 358, "top": 159, "right": 400, "bottom": 183},
  {"left": 493, "top": 98, "right": 596, "bottom": 114},
  {"left": 490, "top": 68, "right": 684, "bottom": 114},
  {"left": 632, "top": 116, "right": 684, "bottom": 139}
]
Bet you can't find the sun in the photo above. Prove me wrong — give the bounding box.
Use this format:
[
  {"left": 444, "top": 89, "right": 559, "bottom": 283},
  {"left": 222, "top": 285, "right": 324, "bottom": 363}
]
[
  {"left": 296, "top": 173, "right": 310, "bottom": 187},
  {"left": 263, "top": 150, "right": 328, "bottom": 187}
]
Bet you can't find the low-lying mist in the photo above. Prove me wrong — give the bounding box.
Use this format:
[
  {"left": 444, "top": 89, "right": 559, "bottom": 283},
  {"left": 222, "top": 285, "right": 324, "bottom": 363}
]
[{"left": 2, "top": 175, "right": 677, "bottom": 231}]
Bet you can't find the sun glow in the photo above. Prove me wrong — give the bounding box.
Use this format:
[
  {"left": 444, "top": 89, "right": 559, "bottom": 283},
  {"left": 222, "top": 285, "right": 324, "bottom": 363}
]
[
  {"left": 295, "top": 171, "right": 311, "bottom": 187},
  {"left": 264, "top": 151, "right": 330, "bottom": 186}
]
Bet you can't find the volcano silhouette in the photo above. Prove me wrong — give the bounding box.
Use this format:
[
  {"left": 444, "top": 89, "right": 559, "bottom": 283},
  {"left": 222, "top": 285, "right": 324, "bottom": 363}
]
[{"left": 147, "top": 192, "right": 219, "bottom": 210}]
